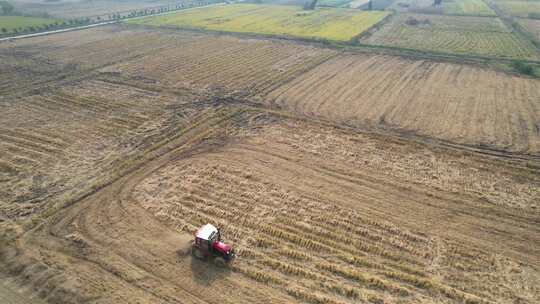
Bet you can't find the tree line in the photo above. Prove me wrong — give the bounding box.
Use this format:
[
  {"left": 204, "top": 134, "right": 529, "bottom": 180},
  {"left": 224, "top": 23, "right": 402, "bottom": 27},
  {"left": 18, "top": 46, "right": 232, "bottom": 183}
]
[
  {"left": 0, "top": 1, "right": 14, "bottom": 15},
  {"left": 0, "top": 1, "right": 215, "bottom": 37}
]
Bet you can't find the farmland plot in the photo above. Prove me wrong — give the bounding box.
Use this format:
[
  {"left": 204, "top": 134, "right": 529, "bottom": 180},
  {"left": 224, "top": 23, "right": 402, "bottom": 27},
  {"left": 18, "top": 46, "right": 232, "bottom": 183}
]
[
  {"left": 520, "top": 17, "right": 540, "bottom": 40},
  {"left": 493, "top": 0, "right": 540, "bottom": 18},
  {"left": 0, "top": 16, "right": 62, "bottom": 34},
  {"left": 11, "top": 0, "right": 186, "bottom": 19},
  {"left": 392, "top": 0, "right": 496, "bottom": 16},
  {"left": 106, "top": 35, "right": 337, "bottom": 96},
  {"left": 0, "top": 52, "right": 72, "bottom": 99},
  {"left": 4, "top": 109, "right": 538, "bottom": 304},
  {"left": 129, "top": 4, "right": 390, "bottom": 41},
  {"left": 441, "top": 0, "right": 497, "bottom": 16},
  {"left": 0, "top": 79, "right": 205, "bottom": 219},
  {"left": 0, "top": 22, "right": 539, "bottom": 304},
  {"left": 361, "top": 13, "right": 539, "bottom": 59},
  {"left": 1, "top": 25, "right": 337, "bottom": 97},
  {"left": 267, "top": 54, "right": 540, "bottom": 153},
  {"left": 0, "top": 26, "right": 201, "bottom": 70},
  {"left": 0, "top": 26, "right": 192, "bottom": 99}
]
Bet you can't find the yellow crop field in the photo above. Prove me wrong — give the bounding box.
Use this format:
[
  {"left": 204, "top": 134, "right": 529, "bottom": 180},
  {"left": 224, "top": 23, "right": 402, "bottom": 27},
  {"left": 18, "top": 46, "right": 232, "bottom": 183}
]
[{"left": 128, "top": 4, "right": 390, "bottom": 41}]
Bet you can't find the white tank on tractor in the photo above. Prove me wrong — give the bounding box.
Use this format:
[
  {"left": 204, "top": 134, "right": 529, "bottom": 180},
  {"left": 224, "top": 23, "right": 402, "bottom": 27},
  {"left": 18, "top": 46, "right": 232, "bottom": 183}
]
[{"left": 192, "top": 224, "right": 235, "bottom": 266}]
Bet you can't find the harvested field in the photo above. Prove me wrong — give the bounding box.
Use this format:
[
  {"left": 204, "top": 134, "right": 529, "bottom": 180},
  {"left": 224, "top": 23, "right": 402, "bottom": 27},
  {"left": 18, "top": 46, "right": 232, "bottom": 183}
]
[
  {"left": 394, "top": 0, "right": 495, "bottom": 16},
  {"left": 2, "top": 109, "right": 538, "bottom": 304},
  {"left": 520, "top": 17, "right": 540, "bottom": 40},
  {"left": 0, "top": 25, "right": 336, "bottom": 98},
  {"left": 361, "top": 13, "right": 539, "bottom": 59},
  {"left": 493, "top": 0, "right": 540, "bottom": 18},
  {"left": 11, "top": 0, "right": 186, "bottom": 19},
  {"left": 0, "top": 26, "right": 180, "bottom": 97},
  {"left": 0, "top": 273, "right": 47, "bottom": 304},
  {"left": 441, "top": 0, "right": 497, "bottom": 16},
  {"left": 267, "top": 54, "right": 540, "bottom": 154},
  {"left": 0, "top": 79, "right": 206, "bottom": 219},
  {"left": 0, "top": 26, "right": 192, "bottom": 70},
  {"left": 1, "top": 23, "right": 540, "bottom": 304},
  {"left": 129, "top": 4, "right": 390, "bottom": 41},
  {"left": 105, "top": 35, "right": 337, "bottom": 96}
]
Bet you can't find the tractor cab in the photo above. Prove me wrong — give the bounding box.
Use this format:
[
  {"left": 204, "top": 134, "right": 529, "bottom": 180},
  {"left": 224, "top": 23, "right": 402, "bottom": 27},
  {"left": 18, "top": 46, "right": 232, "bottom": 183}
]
[{"left": 192, "top": 224, "right": 235, "bottom": 264}]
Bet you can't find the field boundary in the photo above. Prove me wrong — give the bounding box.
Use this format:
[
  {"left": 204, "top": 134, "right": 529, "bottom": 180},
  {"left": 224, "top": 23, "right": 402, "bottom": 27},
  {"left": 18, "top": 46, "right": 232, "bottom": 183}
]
[
  {"left": 245, "top": 102, "right": 540, "bottom": 163},
  {"left": 484, "top": 0, "right": 540, "bottom": 51},
  {"left": 352, "top": 10, "right": 394, "bottom": 42},
  {"left": 120, "top": 23, "right": 540, "bottom": 79}
]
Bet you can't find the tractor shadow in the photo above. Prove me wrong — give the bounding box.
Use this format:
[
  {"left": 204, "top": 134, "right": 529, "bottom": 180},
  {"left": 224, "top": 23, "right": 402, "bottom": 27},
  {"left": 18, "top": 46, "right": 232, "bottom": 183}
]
[
  {"left": 189, "top": 255, "right": 232, "bottom": 286},
  {"left": 177, "top": 250, "right": 232, "bottom": 286}
]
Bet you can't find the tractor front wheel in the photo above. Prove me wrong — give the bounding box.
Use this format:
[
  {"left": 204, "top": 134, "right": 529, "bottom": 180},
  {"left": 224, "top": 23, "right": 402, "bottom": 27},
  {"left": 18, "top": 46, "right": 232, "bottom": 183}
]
[
  {"left": 192, "top": 247, "right": 204, "bottom": 260},
  {"left": 214, "top": 256, "right": 226, "bottom": 267}
]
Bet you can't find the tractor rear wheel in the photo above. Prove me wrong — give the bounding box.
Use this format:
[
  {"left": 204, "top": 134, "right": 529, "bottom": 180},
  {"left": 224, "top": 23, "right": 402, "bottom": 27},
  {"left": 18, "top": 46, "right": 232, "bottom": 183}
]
[
  {"left": 214, "top": 256, "right": 226, "bottom": 267},
  {"left": 192, "top": 247, "right": 204, "bottom": 260}
]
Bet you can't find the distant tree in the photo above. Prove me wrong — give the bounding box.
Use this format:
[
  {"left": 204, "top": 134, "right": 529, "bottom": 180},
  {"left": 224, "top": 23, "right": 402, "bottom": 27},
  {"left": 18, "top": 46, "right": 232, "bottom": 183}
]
[
  {"left": 433, "top": 0, "right": 442, "bottom": 5},
  {"left": 0, "top": 1, "right": 14, "bottom": 15},
  {"left": 303, "top": 0, "right": 318, "bottom": 10},
  {"left": 1, "top": 27, "right": 7, "bottom": 34},
  {"left": 529, "top": 12, "right": 540, "bottom": 20},
  {"left": 512, "top": 61, "right": 535, "bottom": 76},
  {"left": 36, "top": 12, "right": 50, "bottom": 18}
]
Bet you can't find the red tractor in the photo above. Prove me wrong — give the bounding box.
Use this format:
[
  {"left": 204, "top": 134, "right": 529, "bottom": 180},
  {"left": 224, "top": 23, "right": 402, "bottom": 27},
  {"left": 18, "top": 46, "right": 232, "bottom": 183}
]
[{"left": 192, "top": 224, "right": 235, "bottom": 266}]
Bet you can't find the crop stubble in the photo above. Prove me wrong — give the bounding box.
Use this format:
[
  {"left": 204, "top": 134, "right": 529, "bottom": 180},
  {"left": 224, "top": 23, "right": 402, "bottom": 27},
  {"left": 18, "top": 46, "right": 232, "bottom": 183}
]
[
  {"left": 267, "top": 54, "right": 540, "bottom": 154},
  {"left": 4, "top": 110, "right": 537, "bottom": 304},
  {"left": 0, "top": 25, "right": 539, "bottom": 304}
]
